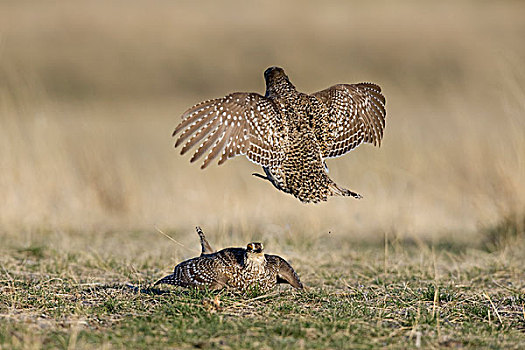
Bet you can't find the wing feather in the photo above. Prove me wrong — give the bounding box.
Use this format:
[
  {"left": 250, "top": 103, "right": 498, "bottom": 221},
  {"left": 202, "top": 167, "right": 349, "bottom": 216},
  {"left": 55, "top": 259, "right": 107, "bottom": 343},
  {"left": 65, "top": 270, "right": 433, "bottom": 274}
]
[
  {"left": 266, "top": 255, "right": 303, "bottom": 289},
  {"left": 189, "top": 125, "right": 223, "bottom": 163},
  {"left": 173, "top": 92, "right": 284, "bottom": 168},
  {"left": 312, "top": 83, "right": 386, "bottom": 158},
  {"left": 202, "top": 127, "right": 232, "bottom": 169},
  {"left": 180, "top": 117, "right": 220, "bottom": 154}
]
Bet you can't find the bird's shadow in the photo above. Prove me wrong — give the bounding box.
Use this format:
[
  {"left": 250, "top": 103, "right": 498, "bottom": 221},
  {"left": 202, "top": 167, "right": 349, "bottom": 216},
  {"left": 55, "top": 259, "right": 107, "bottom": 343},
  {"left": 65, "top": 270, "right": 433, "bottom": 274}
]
[
  {"left": 81, "top": 283, "right": 291, "bottom": 302},
  {"left": 82, "top": 283, "right": 228, "bottom": 298},
  {"left": 123, "top": 283, "right": 173, "bottom": 295},
  {"left": 81, "top": 283, "right": 175, "bottom": 296}
]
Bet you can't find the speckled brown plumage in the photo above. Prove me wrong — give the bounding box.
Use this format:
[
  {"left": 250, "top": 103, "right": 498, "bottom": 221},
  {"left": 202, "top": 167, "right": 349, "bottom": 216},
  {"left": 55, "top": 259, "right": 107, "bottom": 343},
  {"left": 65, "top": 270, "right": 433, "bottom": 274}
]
[
  {"left": 154, "top": 227, "right": 303, "bottom": 292},
  {"left": 173, "top": 67, "right": 387, "bottom": 203}
]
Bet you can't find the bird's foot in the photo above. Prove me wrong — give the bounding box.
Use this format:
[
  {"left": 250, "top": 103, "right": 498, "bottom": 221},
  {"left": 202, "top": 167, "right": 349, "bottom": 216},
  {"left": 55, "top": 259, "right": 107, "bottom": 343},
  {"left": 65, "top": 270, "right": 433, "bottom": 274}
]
[{"left": 252, "top": 172, "right": 268, "bottom": 181}]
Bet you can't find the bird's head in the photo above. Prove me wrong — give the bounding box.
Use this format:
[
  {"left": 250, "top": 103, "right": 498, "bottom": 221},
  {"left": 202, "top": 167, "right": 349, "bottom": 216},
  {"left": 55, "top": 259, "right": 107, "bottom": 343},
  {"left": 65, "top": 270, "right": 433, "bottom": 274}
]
[
  {"left": 263, "top": 66, "right": 295, "bottom": 97},
  {"left": 264, "top": 66, "right": 287, "bottom": 82},
  {"left": 246, "top": 242, "right": 264, "bottom": 255}
]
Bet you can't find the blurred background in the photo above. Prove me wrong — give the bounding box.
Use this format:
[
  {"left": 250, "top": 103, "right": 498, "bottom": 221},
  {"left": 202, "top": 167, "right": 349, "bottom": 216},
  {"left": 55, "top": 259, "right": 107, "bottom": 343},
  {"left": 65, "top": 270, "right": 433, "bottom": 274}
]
[{"left": 1, "top": 0, "right": 524, "bottom": 245}]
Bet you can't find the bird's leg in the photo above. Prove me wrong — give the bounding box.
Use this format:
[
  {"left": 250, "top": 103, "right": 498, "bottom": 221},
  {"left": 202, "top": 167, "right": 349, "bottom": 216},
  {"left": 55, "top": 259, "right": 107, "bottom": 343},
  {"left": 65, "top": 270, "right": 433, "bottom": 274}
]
[
  {"left": 252, "top": 167, "right": 272, "bottom": 185},
  {"left": 252, "top": 172, "right": 269, "bottom": 181},
  {"left": 252, "top": 167, "right": 285, "bottom": 192}
]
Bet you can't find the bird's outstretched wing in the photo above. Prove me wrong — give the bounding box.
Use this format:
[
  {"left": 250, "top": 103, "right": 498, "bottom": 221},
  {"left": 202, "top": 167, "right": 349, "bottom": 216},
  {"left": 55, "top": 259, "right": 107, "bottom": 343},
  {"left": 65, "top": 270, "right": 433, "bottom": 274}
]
[
  {"left": 311, "top": 83, "right": 386, "bottom": 158},
  {"left": 266, "top": 255, "right": 303, "bottom": 289},
  {"left": 173, "top": 93, "right": 284, "bottom": 169}
]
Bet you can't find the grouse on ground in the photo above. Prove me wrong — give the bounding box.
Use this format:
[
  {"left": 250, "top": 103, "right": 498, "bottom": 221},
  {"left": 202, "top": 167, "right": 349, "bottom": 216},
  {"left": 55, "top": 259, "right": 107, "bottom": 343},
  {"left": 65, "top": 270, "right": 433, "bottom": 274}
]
[{"left": 154, "top": 227, "right": 303, "bottom": 292}]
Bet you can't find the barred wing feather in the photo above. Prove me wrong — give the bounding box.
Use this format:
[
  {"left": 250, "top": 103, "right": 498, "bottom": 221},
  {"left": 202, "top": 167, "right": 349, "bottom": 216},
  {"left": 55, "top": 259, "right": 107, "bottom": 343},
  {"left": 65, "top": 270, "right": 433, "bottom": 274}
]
[
  {"left": 312, "top": 83, "right": 386, "bottom": 158},
  {"left": 173, "top": 92, "right": 284, "bottom": 169}
]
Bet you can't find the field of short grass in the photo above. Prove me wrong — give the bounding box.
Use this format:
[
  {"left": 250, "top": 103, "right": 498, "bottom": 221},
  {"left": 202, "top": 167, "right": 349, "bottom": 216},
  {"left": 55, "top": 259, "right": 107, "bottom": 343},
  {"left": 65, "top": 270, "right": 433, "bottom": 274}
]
[{"left": 1, "top": 222, "right": 524, "bottom": 349}]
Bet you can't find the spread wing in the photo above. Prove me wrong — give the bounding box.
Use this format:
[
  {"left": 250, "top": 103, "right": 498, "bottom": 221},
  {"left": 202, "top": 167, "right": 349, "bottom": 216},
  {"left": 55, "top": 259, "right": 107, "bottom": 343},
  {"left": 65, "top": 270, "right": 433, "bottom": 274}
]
[
  {"left": 312, "top": 83, "right": 386, "bottom": 158},
  {"left": 266, "top": 255, "right": 303, "bottom": 289},
  {"left": 173, "top": 92, "right": 284, "bottom": 169}
]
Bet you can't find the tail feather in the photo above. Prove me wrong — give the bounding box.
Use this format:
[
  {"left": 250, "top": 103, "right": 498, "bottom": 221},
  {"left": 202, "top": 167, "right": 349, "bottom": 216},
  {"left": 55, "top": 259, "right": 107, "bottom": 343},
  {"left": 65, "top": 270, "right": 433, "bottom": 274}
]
[
  {"left": 328, "top": 182, "right": 362, "bottom": 199},
  {"left": 196, "top": 226, "right": 215, "bottom": 255}
]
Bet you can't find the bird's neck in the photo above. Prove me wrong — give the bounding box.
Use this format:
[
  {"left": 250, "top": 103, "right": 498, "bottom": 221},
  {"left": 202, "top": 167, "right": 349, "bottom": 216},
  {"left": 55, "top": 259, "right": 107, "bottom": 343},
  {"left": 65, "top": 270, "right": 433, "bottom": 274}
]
[
  {"left": 244, "top": 253, "right": 266, "bottom": 272},
  {"left": 265, "top": 77, "right": 296, "bottom": 98}
]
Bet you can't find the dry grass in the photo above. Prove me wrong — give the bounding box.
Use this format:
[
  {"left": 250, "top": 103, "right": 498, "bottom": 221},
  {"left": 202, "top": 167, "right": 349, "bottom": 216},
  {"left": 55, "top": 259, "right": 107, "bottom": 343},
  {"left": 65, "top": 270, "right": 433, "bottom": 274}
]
[
  {"left": 1, "top": 227, "right": 524, "bottom": 349},
  {"left": 1, "top": 0, "right": 525, "bottom": 348}
]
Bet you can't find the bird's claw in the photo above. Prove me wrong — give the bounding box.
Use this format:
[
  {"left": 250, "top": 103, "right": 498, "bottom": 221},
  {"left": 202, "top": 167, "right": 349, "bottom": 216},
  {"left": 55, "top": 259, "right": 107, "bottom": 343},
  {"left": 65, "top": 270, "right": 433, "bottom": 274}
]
[{"left": 252, "top": 173, "right": 268, "bottom": 180}]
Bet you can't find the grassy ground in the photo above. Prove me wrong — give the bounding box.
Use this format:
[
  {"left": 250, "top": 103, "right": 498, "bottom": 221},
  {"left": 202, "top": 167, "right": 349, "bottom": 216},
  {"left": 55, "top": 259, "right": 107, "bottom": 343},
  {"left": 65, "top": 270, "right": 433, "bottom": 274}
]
[
  {"left": 1, "top": 0, "right": 525, "bottom": 236},
  {"left": 1, "top": 223, "right": 524, "bottom": 349}
]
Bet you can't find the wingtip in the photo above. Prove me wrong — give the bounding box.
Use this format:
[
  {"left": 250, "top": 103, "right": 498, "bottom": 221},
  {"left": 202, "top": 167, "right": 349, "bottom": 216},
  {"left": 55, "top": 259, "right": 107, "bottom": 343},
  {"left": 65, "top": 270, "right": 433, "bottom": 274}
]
[{"left": 172, "top": 122, "right": 186, "bottom": 137}]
